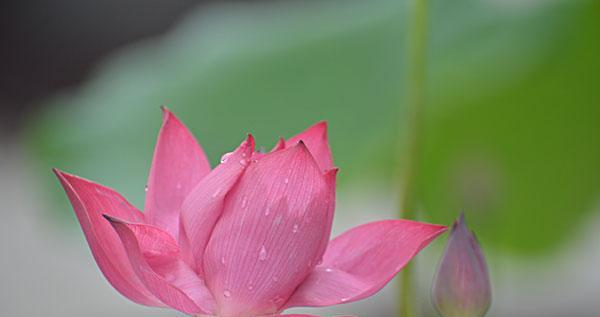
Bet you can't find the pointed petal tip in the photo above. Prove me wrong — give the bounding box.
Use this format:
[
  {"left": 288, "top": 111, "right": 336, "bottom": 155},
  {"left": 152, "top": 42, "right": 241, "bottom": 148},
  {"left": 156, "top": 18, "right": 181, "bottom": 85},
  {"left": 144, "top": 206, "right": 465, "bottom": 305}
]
[
  {"left": 458, "top": 212, "right": 466, "bottom": 224},
  {"left": 246, "top": 133, "right": 255, "bottom": 146},
  {"left": 452, "top": 213, "right": 469, "bottom": 233},
  {"left": 237, "top": 133, "right": 256, "bottom": 154},
  {"left": 324, "top": 167, "right": 339, "bottom": 176},
  {"left": 323, "top": 167, "right": 339, "bottom": 184},
  {"left": 52, "top": 167, "right": 68, "bottom": 178},
  {"left": 102, "top": 213, "right": 122, "bottom": 224},
  {"left": 52, "top": 168, "right": 86, "bottom": 184},
  {"left": 159, "top": 105, "right": 173, "bottom": 118},
  {"left": 272, "top": 137, "right": 286, "bottom": 152},
  {"left": 312, "top": 120, "right": 328, "bottom": 132}
]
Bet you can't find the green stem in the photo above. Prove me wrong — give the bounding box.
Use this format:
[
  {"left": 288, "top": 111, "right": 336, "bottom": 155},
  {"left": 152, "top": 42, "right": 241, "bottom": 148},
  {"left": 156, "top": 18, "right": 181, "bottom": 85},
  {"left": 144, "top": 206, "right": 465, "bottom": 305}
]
[{"left": 398, "top": 0, "right": 429, "bottom": 316}]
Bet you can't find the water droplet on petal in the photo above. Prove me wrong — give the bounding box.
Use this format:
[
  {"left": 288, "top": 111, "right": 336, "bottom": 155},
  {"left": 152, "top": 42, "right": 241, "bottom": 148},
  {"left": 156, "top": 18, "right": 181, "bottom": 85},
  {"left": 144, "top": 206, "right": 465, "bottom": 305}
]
[
  {"left": 292, "top": 224, "right": 299, "bottom": 233},
  {"left": 223, "top": 290, "right": 231, "bottom": 298},
  {"left": 274, "top": 215, "right": 282, "bottom": 225},
  {"left": 272, "top": 276, "right": 279, "bottom": 282},
  {"left": 220, "top": 152, "right": 233, "bottom": 163},
  {"left": 176, "top": 182, "right": 182, "bottom": 189},
  {"left": 284, "top": 178, "right": 289, "bottom": 184},
  {"left": 264, "top": 207, "right": 271, "bottom": 216},
  {"left": 259, "top": 245, "right": 267, "bottom": 261},
  {"left": 247, "top": 284, "right": 254, "bottom": 291},
  {"left": 241, "top": 196, "right": 248, "bottom": 209},
  {"left": 212, "top": 188, "right": 221, "bottom": 198},
  {"left": 144, "top": 185, "right": 148, "bottom": 192},
  {"left": 325, "top": 268, "right": 333, "bottom": 273},
  {"left": 341, "top": 297, "right": 349, "bottom": 302},
  {"left": 239, "top": 159, "right": 247, "bottom": 166},
  {"left": 220, "top": 256, "right": 226, "bottom": 265}
]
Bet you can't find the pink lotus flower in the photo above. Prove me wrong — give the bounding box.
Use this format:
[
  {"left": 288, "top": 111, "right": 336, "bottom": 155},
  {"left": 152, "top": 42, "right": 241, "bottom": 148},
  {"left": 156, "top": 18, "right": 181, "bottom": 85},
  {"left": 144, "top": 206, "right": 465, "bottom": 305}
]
[{"left": 54, "top": 108, "right": 447, "bottom": 317}]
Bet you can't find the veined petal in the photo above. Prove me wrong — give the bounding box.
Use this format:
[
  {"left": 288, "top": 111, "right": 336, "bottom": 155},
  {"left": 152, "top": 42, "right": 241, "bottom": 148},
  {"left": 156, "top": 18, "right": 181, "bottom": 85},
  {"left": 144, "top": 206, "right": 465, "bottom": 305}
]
[
  {"left": 286, "top": 121, "right": 333, "bottom": 171},
  {"left": 105, "top": 216, "right": 216, "bottom": 315},
  {"left": 180, "top": 135, "right": 255, "bottom": 273},
  {"left": 286, "top": 220, "right": 447, "bottom": 307},
  {"left": 145, "top": 107, "right": 211, "bottom": 238},
  {"left": 203, "top": 143, "right": 332, "bottom": 317},
  {"left": 52, "top": 169, "right": 163, "bottom": 307}
]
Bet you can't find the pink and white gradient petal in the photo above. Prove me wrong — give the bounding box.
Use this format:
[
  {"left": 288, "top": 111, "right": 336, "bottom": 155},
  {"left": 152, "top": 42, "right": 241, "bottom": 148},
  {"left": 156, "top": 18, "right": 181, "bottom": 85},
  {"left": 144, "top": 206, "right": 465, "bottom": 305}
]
[
  {"left": 180, "top": 135, "right": 255, "bottom": 273},
  {"left": 144, "top": 107, "right": 211, "bottom": 238},
  {"left": 105, "top": 217, "right": 216, "bottom": 315},
  {"left": 203, "top": 143, "right": 333, "bottom": 317},
  {"left": 53, "top": 169, "right": 163, "bottom": 307},
  {"left": 286, "top": 220, "right": 447, "bottom": 307},
  {"left": 285, "top": 121, "right": 333, "bottom": 171}
]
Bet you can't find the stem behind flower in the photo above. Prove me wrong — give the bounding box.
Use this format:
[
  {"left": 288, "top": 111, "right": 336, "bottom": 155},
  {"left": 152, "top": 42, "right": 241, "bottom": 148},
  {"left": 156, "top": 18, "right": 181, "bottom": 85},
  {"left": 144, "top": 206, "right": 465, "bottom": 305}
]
[{"left": 398, "top": 0, "right": 429, "bottom": 316}]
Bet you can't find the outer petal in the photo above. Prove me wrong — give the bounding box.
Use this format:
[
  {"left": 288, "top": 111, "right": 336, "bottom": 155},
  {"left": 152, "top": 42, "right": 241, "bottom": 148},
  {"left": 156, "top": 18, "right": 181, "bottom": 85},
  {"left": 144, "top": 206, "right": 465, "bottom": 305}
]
[
  {"left": 52, "top": 169, "right": 163, "bottom": 307},
  {"left": 203, "top": 142, "right": 333, "bottom": 317},
  {"left": 285, "top": 220, "right": 447, "bottom": 307},
  {"left": 104, "top": 216, "right": 216, "bottom": 315},
  {"left": 180, "top": 135, "right": 255, "bottom": 273},
  {"left": 286, "top": 121, "right": 333, "bottom": 171},
  {"left": 145, "top": 107, "right": 211, "bottom": 237}
]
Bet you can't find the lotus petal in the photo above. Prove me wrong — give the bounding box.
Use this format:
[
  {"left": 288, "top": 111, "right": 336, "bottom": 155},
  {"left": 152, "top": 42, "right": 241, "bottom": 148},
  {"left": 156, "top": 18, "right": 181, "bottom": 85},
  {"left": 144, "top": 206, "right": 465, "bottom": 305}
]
[
  {"left": 203, "top": 143, "right": 332, "bottom": 317},
  {"left": 105, "top": 216, "right": 216, "bottom": 315},
  {"left": 145, "top": 107, "right": 211, "bottom": 237},
  {"left": 286, "top": 122, "right": 333, "bottom": 171},
  {"left": 286, "top": 220, "right": 447, "bottom": 307},
  {"left": 53, "top": 169, "right": 163, "bottom": 307},
  {"left": 180, "top": 135, "right": 255, "bottom": 273}
]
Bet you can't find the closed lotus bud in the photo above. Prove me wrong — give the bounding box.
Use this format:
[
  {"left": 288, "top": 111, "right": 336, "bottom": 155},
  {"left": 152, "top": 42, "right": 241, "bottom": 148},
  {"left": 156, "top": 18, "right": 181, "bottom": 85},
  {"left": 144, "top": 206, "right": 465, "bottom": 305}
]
[{"left": 432, "top": 214, "right": 491, "bottom": 317}]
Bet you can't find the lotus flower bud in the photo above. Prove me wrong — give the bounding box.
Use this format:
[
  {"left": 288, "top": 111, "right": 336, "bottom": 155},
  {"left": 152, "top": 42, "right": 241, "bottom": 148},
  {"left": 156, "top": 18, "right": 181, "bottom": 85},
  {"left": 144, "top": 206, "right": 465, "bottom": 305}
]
[{"left": 432, "top": 214, "right": 491, "bottom": 317}]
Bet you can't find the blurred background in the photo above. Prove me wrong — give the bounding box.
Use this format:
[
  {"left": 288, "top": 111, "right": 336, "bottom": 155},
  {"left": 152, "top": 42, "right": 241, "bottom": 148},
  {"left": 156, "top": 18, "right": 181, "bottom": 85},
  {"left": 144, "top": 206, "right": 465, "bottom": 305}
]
[{"left": 1, "top": 0, "right": 598, "bottom": 316}]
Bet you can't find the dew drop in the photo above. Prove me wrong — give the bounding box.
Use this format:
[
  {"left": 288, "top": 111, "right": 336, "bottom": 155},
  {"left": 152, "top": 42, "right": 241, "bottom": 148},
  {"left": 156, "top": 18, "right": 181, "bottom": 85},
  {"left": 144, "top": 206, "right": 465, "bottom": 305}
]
[
  {"left": 176, "top": 182, "right": 182, "bottom": 189},
  {"left": 223, "top": 290, "right": 231, "bottom": 298},
  {"left": 247, "top": 284, "right": 254, "bottom": 291},
  {"left": 241, "top": 196, "right": 248, "bottom": 209},
  {"left": 272, "top": 276, "right": 279, "bottom": 282},
  {"left": 144, "top": 185, "right": 148, "bottom": 192},
  {"left": 325, "top": 268, "right": 333, "bottom": 273},
  {"left": 212, "top": 188, "right": 221, "bottom": 198},
  {"left": 341, "top": 297, "right": 349, "bottom": 302},
  {"left": 220, "top": 256, "right": 226, "bottom": 265},
  {"left": 264, "top": 207, "right": 271, "bottom": 216},
  {"left": 284, "top": 178, "right": 289, "bottom": 184},
  {"left": 220, "top": 152, "right": 233, "bottom": 163},
  {"left": 241, "top": 152, "right": 247, "bottom": 158},
  {"left": 274, "top": 215, "right": 283, "bottom": 225},
  {"left": 259, "top": 245, "right": 267, "bottom": 261},
  {"left": 292, "top": 224, "right": 299, "bottom": 233},
  {"left": 239, "top": 159, "right": 247, "bottom": 166}
]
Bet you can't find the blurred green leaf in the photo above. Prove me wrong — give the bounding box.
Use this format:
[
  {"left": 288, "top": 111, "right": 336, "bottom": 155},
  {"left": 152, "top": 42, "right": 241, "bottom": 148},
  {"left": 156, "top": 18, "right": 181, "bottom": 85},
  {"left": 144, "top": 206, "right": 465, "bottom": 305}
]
[{"left": 27, "top": 0, "right": 599, "bottom": 255}]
